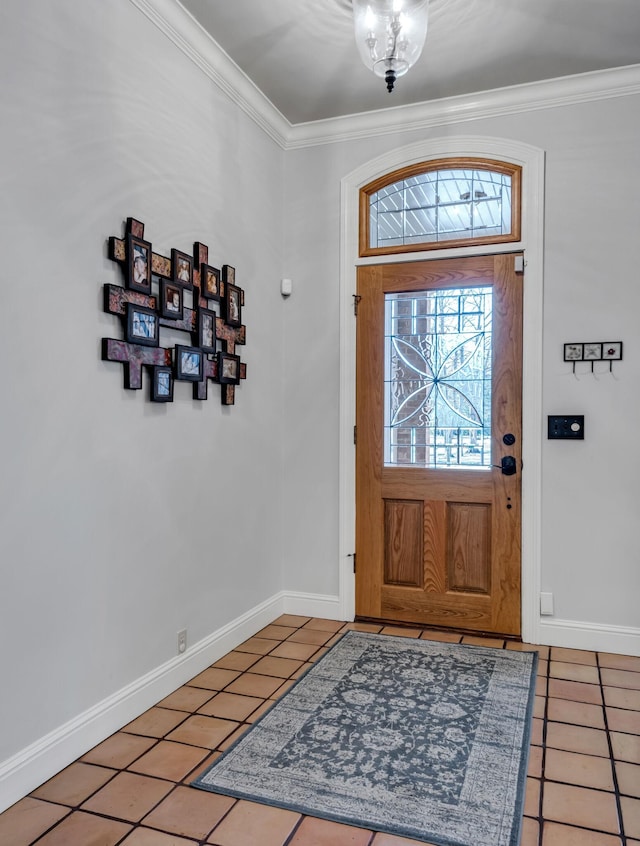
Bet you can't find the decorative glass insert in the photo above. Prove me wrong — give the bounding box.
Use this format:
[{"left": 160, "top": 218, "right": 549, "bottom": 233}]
[
  {"left": 384, "top": 287, "right": 492, "bottom": 468},
  {"left": 369, "top": 168, "right": 512, "bottom": 250}
]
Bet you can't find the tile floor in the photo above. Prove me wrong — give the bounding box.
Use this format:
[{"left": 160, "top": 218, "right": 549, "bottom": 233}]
[{"left": 1, "top": 616, "right": 639, "bottom": 845}]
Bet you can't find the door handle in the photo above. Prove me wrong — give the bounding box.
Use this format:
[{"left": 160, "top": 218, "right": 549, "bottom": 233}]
[{"left": 499, "top": 456, "right": 517, "bottom": 476}]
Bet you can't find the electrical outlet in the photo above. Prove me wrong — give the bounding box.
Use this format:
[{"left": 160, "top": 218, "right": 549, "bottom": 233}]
[{"left": 177, "top": 629, "right": 187, "bottom": 655}]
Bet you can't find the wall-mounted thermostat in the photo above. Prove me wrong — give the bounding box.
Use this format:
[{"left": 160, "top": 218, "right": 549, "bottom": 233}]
[{"left": 548, "top": 415, "right": 584, "bottom": 440}]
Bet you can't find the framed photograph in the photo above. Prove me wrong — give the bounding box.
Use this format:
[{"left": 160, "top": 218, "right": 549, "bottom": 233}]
[
  {"left": 151, "top": 366, "right": 173, "bottom": 402},
  {"left": 126, "top": 234, "right": 152, "bottom": 294},
  {"left": 217, "top": 351, "right": 241, "bottom": 385},
  {"left": 160, "top": 279, "right": 183, "bottom": 319},
  {"left": 126, "top": 303, "right": 159, "bottom": 347},
  {"left": 583, "top": 342, "right": 602, "bottom": 361},
  {"left": 201, "top": 263, "right": 221, "bottom": 300},
  {"left": 222, "top": 264, "right": 235, "bottom": 285},
  {"left": 602, "top": 342, "right": 623, "bottom": 360},
  {"left": 175, "top": 344, "right": 204, "bottom": 381},
  {"left": 197, "top": 308, "right": 217, "bottom": 353},
  {"left": 563, "top": 343, "right": 583, "bottom": 362},
  {"left": 172, "top": 249, "right": 193, "bottom": 287},
  {"left": 224, "top": 283, "right": 242, "bottom": 327}
]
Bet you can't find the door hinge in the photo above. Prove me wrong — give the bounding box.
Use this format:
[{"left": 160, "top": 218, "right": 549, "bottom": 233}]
[
  {"left": 353, "top": 425, "right": 357, "bottom": 445},
  {"left": 353, "top": 294, "right": 362, "bottom": 316},
  {"left": 514, "top": 255, "right": 525, "bottom": 273}
]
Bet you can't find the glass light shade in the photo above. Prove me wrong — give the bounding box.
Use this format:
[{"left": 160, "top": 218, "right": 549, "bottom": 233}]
[{"left": 353, "top": 0, "right": 429, "bottom": 92}]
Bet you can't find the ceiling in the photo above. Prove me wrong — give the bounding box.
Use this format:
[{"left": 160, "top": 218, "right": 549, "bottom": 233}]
[{"left": 177, "top": 0, "right": 640, "bottom": 125}]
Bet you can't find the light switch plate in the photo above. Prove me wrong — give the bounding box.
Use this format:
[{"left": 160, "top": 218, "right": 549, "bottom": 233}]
[{"left": 548, "top": 415, "right": 584, "bottom": 440}]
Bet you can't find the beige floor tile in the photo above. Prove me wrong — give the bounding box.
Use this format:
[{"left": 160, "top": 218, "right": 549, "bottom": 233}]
[
  {"left": 622, "top": 796, "right": 640, "bottom": 839},
  {"left": 158, "top": 686, "right": 216, "bottom": 712},
  {"left": 270, "top": 614, "right": 311, "bottom": 628},
  {"left": 519, "top": 817, "right": 540, "bottom": 845},
  {"left": 31, "top": 761, "right": 116, "bottom": 806},
  {"left": 269, "top": 641, "right": 321, "bottom": 661},
  {"left": 292, "top": 662, "right": 314, "bottom": 679},
  {"left": 81, "top": 771, "right": 173, "bottom": 822},
  {"left": 506, "top": 642, "right": 550, "bottom": 659},
  {"left": 256, "top": 624, "right": 299, "bottom": 640},
  {"left": 543, "top": 782, "right": 620, "bottom": 833},
  {"left": 288, "top": 816, "right": 372, "bottom": 845},
  {"left": 528, "top": 745, "right": 543, "bottom": 777},
  {"left": 249, "top": 655, "right": 304, "bottom": 678},
  {"left": 128, "top": 740, "right": 209, "bottom": 781},
  {"left": 545, "top": 748, "right": 615, "bottom": 790},
  {"left": 381, "top": 626, "right": 423, "bottom": 638},
  {"left": 611, "top": 731, "right": 640, "bottom": 764},
  {"left": 198, "top": 691, "right": 265, "bottom": 721},
  {"left": 121, "top": 828, "right": 197, "bottom": 845},
  {"left": 604, "top": 686, "right": 640, "bottom": 710},
  {"left": 536, "top": 675, "right": 548, "bottom": 696},
  {"left": 303, "top": 618, "right": 347, "bottom": 633},
  {"left": 524, "top": 777, "right": 540, "bottom": 816},
  {"left": 344, "top": 622, "right": 384, "bottom": 633},
  {"left": 213, "top": 651, "right": 261, "bottom": 672},
  {"left": 124, "top": 707, "right": 189, "bottom": 738},
  {"left": 166, "top": 715, "right": 239, "bottom": 749},
  {"left": 187, "top": 751, "right": 221, "bottom": 781},
  {"left": 601, "top": 668, "right": 640, "bottom": 690},
  {"left": 226, "top": 672, "right": 288, "bottom": 698},
  {"left": 616, "top": 761, "right": 640, "bottom": 797},
  {"left": 550, "top": 661, "right": 600, "bottom": 684},
  {"left": 187, "top": 667, "right": 241, "bottom": 691},
  {"left": 546, "top": 722, "right": 610, "bottom": 757},
  {"left": 286, "top": 629, "right": 335, "bottom": 646},
  {"left": 81, "top": 732, "right": 156, "bottom": 768},
  {"left": 461, "top": 636, "right": 505, "bottom": 648},
  {"left": 0, "top": 797, "right": 69, "bottom": 846},
  {"left": 537, "top": 659, "right": 549, "bottom": 677},
  {"left": 550, "top": 647, "right": 597, "bottom": 666},
  {"left": 607, "top": 706, "right": 640, "bottom": 734},
  {"left": 542, "top": 821, "right": 622, "bottom": 845},
  {"left": 143, "top": 785, "right": 235, "bottom": 839},
  {"left": 419, "top": 630, "right": 462, "bottom": 643},
  {"left": 206, "top": 799, "right": 300, "bottom": 845},
  {"left": 600, "top": 653, "right": 640, "bottom": 673},
  {"left": 533, "top": 695, "right": 546, "bottom": 718},
  {"left": 546, "top": 697, "right": 605, "bottom": 729},
  {"left": 270, "top": 679, "right": 297, "bottom": 699},
  {"left": 218, "top": 724, "right": 251, "bottom": 751},
  {"left": 235, "top": 637, "right": 279, "bottom": 655},
  {"left": 530, "top": 718, "right": 544, "bottom": 746},
  {"left": 246, "top": 700, "right": 275, "bottom": 723},
  {"left": 548, "top": 678, "right": 603, "bottom": 705},
  {"left": 34, "top": 811, "right": 132, "bottom": 845}
]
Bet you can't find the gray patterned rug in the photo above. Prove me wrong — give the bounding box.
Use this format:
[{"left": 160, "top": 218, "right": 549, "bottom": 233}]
[{"left": 192, "top": 631, "right": 537, "bottom": 846}]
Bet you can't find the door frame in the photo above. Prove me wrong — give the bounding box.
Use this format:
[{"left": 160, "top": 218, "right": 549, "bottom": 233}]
[{"left": 338, "top": 136, "right": 545, "bottom": 644}]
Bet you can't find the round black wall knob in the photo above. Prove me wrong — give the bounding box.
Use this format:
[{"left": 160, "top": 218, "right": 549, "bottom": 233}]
[{"left": 503, "top": 433, "right": 516, "bottom": 446}]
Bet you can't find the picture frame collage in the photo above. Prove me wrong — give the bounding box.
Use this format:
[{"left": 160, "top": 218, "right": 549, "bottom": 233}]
[
  {"left": 103, "top": 218, "right": 246, "bottom": 405},
  {"left": 564, "top": 341, "right": 623, "bottom": 373}
]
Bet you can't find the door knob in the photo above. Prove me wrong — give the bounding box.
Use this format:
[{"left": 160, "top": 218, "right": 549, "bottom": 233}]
[{"left": 500, "top": 456, "right": 517, "bottom": 476}]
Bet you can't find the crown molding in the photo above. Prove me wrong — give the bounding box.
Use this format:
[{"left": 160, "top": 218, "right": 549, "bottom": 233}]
[
  {"left": 128, "top": 0, "right": 291, "bottom": 148},
  {"left": 287, "top": 64, "right": 640, "bottom": 149},
  {"left": 128, "top": 0, "right": 640, "bottom": 152}
]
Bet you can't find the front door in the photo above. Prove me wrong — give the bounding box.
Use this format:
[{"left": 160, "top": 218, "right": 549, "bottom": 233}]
[{"left": 355, "top": 254, "right": 523, "bottom": 636}]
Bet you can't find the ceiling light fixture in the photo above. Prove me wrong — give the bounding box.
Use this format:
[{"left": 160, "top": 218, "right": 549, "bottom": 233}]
[{"left": 353, "top": 0, "right": 429, "bottom": 93}]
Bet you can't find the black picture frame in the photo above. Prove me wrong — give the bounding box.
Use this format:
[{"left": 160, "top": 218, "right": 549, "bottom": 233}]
[
  {"left": 160, "top": 279, "right": 184, "bottom": 320},
  {"left": 224, "top": 283, "right": 242, "bottom": 328},
  {"left": 222, "top": 264, "right": 235, "bottom": 285},
  {"left": 197, "top": 308, "right": 217, "bottom": 353},
  {"left": 151, "top": 366, "right": 173, "bottom": 402},
  {"left": 172, "top": 248, "right": 193, "bottom": 288},
  {"left": 126, "top": 234, "right": 152, "bottom": 294},
  {"left": 217, "top": 351, "right": 241, "bottom": 385},
  {"left": 175, "top": 344, "right": 204, "bottom": 381},
  {"left": 201, "top": 263, "right": 221, "bottom": 301},
  {"left": 126, "top": 303, "right": 159, "bottom": 347}
]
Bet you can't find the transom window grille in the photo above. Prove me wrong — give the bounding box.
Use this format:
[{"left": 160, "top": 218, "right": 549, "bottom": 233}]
[
  {"left": 384, "top": 287, "right": 492, "bottom": 469},
  {"left": 360, "top": 158, "right": 521, "bottom": 257}
]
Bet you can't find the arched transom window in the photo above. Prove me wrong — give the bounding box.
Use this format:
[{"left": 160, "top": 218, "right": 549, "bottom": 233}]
[{"left": 360, "top": 158, "right": 521, "bottom": 257}]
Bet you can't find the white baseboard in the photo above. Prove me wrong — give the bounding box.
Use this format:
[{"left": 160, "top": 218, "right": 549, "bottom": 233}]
[
  {"left": 538, "top": 617, "right": 640, "bottom": 656},
  {"left": 282, "top": 591, "right": 342, "bottom": 620},
  {"left": 0, "top": 593, "right": 287, "bottom": 814}
]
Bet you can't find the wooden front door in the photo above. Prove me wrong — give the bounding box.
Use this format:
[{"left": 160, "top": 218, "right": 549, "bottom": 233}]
[{"left": 355, "top": 254, "right": 523, "bottom": 636}]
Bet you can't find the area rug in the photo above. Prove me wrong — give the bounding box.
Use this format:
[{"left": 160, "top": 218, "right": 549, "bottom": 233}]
[{"left": 192, "top": 631, "right": 537, "bottom": 846}]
